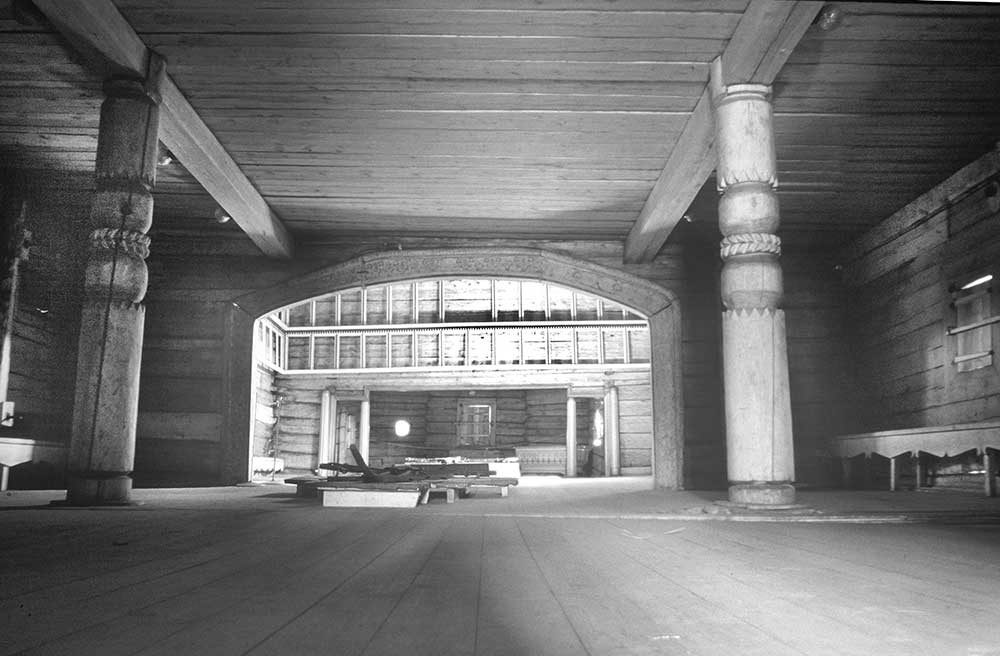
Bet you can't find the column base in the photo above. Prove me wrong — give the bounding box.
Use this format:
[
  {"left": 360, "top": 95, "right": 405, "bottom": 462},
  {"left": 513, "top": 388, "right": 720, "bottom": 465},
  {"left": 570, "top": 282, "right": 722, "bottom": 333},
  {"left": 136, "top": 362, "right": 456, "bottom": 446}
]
[
  {"left": 728, "top": 482, "right": 797, "bottom": 507},
  {"left": 64, "top": 473, "right": 133, "bottom": 506}
]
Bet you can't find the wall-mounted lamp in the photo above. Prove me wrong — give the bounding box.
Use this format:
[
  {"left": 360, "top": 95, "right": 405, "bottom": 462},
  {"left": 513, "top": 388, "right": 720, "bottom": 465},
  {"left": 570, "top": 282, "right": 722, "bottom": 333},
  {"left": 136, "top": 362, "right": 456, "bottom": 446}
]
[
  {"left": 986, "top": 180, "right": 1000, "bottom": 214},
  {"left": 394, "top": 420, "right": 411, "bottom": 438},
  {"left": 815, "top": 4, "right": 844, "bottom": 31},
  {"left": 156, "top": 146, "right": 174, "bottom": 167},
  {"left": 213, "top": 207, "right": 232, "bottom": 224}
]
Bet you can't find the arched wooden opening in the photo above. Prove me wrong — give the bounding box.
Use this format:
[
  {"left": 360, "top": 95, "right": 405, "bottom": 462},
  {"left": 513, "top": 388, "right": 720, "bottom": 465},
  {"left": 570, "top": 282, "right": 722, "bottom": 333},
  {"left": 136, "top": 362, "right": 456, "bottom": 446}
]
[{"left": 221, "top": 248, "right": 683, "bottom": 488}]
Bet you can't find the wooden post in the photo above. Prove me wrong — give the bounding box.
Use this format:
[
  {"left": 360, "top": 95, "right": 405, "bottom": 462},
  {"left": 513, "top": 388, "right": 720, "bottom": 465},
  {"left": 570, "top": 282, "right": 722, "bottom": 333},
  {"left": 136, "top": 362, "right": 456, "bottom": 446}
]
[
  {"left": 841, "top": 457, "right": 853, "bottom": 489},
  {"left": 889, "top": 455, "right": 901, "bottom": 492},
  {"left": 66, "top": 65, "right": 162, "bottom": 505},
  {"left": 713, "top": 72, "right": 796, "bottom": 507},
  {"left": 319, "top": 389, "right": 335, "bottom": 467},
  {"left": 914, "top": 451, "right": 926, "bottom": 489},
  {"left": 984, "top": 450, "right": 997, "bottom": 497},
  {"left": 565, "top": 393, "right": 577, "bottom": 477},
  {"left": 359, "top": 397, "right": 371, "bottom": 464},
  {"left": 604, "top": 384, "right": 621, "bottom": 477}
]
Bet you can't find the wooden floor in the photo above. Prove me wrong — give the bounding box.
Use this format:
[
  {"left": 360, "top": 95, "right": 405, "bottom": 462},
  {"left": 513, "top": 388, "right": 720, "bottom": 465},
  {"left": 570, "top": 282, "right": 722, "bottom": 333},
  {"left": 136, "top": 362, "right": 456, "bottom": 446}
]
[{"left": 2, "top": 478, "right": 1000, "bottom": 656}]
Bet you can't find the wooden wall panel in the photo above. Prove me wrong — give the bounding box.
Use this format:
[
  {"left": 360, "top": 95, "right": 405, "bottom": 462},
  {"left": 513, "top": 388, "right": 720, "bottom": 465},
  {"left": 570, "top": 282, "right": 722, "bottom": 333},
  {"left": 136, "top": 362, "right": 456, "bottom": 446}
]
[
  {"left": 842, "top": 150, "right": 1000, "bottom": 431},
  {"left": 1, "top": 173, "right": 87, "bottom": 446}
]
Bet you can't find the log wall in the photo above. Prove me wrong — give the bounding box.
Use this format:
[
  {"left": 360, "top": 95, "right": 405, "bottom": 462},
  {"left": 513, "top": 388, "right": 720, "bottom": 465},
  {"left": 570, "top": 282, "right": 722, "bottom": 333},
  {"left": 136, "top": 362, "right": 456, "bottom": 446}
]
[
  {"left": 267, "top": 374, "right": 616, "bottom": 474},
  {"left": 133, "top": 237, "right": 679, "bottom": 484},
  {"left": 0, "top": 172, "right": 86, "bottom": 450},
  {"left": 842, "top": 149, "right": 1000, "bottom": 430}
]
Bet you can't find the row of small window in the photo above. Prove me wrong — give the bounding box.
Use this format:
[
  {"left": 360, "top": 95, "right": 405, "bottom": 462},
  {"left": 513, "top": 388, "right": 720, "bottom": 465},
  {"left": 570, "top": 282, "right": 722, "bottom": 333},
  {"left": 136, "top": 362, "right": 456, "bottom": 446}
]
[
  {"left": 279, "top": 326, "right": 650, "bottom": 371},
  {"left": 276, "top": 280, "right": 643, "bottom": 328}
]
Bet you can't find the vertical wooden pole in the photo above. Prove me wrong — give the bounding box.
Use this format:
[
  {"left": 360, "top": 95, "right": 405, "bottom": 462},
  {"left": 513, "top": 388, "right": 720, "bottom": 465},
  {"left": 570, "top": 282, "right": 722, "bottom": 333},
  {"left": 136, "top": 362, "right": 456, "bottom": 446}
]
[
  {"left": 66, "top": 65, "right": 162, "bottom": 505},
  {"left": 889, "top": 455, "right": 901, "bottom": 492},
  {"left": 605, "top": 384, "right": 621, "bottom": 477},
  {"left": 565, "top": 393, "right": 577, "bottom": 477},
  {"left": 841, "top": 456, "right": 853, "bottom": 489},
  {"left": 713, "top": 73, "right": 795, "bottom": 507},
  {"left": 359, "top": 397, "right": 371, "bottom": 464},
  {"left": 983, "top": 450, "right": 996, "bottom": 497},
  {"left": 319, "top": 389, "right": 332, "bottom": 467},
  {"left": 914, "top": 451, "right": 926, "bottom": 489}
]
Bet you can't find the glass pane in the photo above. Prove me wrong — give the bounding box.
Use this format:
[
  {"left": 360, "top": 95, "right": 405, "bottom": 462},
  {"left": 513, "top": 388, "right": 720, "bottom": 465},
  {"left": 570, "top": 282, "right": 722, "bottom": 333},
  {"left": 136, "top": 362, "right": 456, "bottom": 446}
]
[
  {"left": 313, "top": 296, "right": 337, "bottom": 325},
  {"left": 390, "top": 283, "right": 414, "bottom": 324},
  {"left": 495, "top": 280, "right": 520, "bottom": 321},
  {"left": 416, "top": 333, "right": 439, "bottom": 366},
  {"left": 442, "top": 331, "right": 466, "bottom": 366},
  {"left": 549, "top": 286, "right": 573, "bottom": 321},
  {"left": 365, "top": 287, "right": 388, "bottom": 325},
  {"left": 468, "top": 330, "right": 492, "bottom": 365},
  {"left": 313, "top": 336, "right": 337, "bottom": 368},
  {"left": 365, "top": 334, "right": 387, "bottom": 368},
  {"left": 576, "top": 327, "right": 600, "bottom": 364},
  {"left": 286, "top": 302, "right": 312, "bottom": 327},
  {"left": 339, "top": 335, "right": 360, "bottom": 369},
  {"left": 458, "top": 403, "right": 493, "bottom": 446},
  {"left": 286, "top": 336, "right": 311, "bottom": 369},
  {"left": 575, "top": 293, "right": 599, "bottom": 320},
  {"left": 340, "top": 290, "right": 363, "bottom": 326},
  {"left": 602, "top": 301, "right": 625, "bottom": 320},
  {"left": 549, "top": 328, "right": 573, "bottom": 364},
  {"left": 444, "top": 279, "right": 492, "bottom": 322},
  {"left": 602, "top": 329, "right": 625, "bottom": 364},
  {"left": 522, "top": 328, "right": 546, "bottom": 364},
  {"left": 522, "top": 281, "right": 546, "bottom": 321},
  {"left": 417, "top": 281, "right": 440, "bottom": 323},
  {"left": 495, "top": 329, "right": 521, "bottom": 364},
  {"left": 628, "top": 328, "right": 650, "bottom": 363},
  {"left": 390, "top": 334, "right": 413, "bottom": 367}
]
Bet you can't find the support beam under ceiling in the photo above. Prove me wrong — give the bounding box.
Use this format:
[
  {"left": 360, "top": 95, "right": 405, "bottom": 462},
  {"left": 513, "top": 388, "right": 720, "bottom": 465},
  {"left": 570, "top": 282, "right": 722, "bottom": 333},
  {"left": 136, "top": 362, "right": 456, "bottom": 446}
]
[
  {"left": 623, "top": 0, "right": 823, "bottom": 264},
  {"left": 32, "top": 0, "right": 295, "bottom": 259}
]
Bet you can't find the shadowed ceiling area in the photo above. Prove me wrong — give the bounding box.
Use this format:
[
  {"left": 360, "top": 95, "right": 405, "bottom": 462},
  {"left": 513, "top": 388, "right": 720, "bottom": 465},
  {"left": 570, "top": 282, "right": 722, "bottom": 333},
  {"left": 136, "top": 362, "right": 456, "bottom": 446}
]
[{"left": 2, "top": 1, "right": 999, "bottom": 256}]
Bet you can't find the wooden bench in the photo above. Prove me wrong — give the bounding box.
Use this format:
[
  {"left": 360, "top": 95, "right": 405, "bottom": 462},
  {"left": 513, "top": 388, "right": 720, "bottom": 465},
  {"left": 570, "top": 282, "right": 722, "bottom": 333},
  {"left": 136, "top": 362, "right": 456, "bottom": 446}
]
[
  {"left": 0, "top": 437, "right": 67, "bottom": 491},
  {"left": 833, "top": 421, "right": 1000, "bottom": 496}
]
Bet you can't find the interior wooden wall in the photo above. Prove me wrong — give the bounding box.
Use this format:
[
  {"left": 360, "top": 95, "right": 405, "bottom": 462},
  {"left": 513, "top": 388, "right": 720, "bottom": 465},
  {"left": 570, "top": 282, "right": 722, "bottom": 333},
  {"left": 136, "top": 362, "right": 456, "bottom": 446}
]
[
  {"left": 135, "top": 237, "right": 683, "bottom": 484},
  {"left": 842, "top": 151, "right": 1000, "bottom": 430},
  {"left": 0, "top": 172, "right": 86, "bottom": 448}
]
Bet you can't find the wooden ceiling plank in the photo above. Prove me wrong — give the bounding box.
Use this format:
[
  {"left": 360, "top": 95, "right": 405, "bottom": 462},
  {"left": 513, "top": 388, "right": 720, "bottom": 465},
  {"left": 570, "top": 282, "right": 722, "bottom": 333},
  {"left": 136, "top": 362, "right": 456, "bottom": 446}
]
[
  {"left": 623, "top": 0, "right": 823, "bottom": 263},
  {"left": 31, "top": 0, "right": 294, "bottom": 259}
]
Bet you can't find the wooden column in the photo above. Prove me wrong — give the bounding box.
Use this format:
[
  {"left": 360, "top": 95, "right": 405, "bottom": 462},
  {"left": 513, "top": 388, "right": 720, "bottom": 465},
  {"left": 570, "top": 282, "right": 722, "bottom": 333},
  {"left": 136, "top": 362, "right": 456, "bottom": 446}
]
[
  {"left": 359, "top": 397, "right": 371, "bottom": 464},
  {"left": 604, "top": 384, "right": 621, "bottom": 477},
  {"left": 318, "top": 389, "right": 336, "bottom": 468},
  {"left": 984, "top": 450, "right": 997, "bottom": 497},
  {"left": 713, "top": 80, "right": 796, "bottom": 507},
  {"left": 66, "top": 68, "right": 162, "bottom": 505},
  {"left": 565, "top": 394, "right": 577, "bottom": 477}
]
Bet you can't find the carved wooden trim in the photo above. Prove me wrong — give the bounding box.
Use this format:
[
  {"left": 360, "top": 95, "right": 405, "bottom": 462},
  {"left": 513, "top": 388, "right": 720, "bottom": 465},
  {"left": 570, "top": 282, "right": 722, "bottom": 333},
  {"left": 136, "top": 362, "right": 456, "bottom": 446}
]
[
  {"left": 720, "top": 233, "right": 781, "bottom": 260},
  {"left": 89, "top": 228, "right": 150, "bottom": 260}
]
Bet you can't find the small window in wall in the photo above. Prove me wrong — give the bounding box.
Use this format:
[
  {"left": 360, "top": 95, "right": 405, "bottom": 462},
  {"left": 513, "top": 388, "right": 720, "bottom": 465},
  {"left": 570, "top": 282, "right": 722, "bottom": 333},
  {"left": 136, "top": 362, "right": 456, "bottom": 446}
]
[
  {"left": 457, "top": 401, "right": 494, "bottom": 446},
  {"left": 950, "top": 273, "right": 994, "bottom": 372}
]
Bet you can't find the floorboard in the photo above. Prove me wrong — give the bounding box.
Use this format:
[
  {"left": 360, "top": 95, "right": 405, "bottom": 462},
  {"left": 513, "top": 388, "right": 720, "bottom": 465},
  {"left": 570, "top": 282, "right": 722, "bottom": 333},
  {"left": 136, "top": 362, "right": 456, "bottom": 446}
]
[{"left": 2, "top": 480, "right": 1000, "bottom": 656}]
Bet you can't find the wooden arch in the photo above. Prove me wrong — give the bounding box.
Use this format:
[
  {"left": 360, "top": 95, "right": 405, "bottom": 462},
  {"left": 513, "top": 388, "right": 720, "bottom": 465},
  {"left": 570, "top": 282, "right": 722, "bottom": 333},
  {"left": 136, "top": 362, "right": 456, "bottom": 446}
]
[{"left": 221, "top": 248, "right": 684, "bottom": 488}]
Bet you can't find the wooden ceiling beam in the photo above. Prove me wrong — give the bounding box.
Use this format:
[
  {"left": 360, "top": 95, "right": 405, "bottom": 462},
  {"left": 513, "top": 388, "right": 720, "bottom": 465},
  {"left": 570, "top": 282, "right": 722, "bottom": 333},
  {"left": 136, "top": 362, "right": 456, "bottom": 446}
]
[
  {"left": 623, "top": 0, "right": 823, "bottom": 264},
  {"left": 32, "top": 0, "right": 295, "bottom": 259}
]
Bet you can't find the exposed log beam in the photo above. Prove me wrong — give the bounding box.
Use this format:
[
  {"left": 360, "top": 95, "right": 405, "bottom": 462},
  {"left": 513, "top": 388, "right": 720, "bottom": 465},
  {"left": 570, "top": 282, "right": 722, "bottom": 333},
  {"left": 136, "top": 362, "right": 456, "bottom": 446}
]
[
  {"left": 32, "top": 0, "right": 295, "bottom": 259},
  {"left": 623, "top": 0, "right": 822, "bottom": 264}
]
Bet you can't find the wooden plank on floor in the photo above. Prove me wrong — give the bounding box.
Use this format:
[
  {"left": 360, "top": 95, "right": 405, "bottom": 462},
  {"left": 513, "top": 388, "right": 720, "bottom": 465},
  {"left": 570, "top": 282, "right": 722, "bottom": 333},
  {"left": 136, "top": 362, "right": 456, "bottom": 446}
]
[
  {"left": 475, "top": 517, "right": 588, "bottom": 656},
  {"left": 244, "top": 516, "right": 463, "bottom": 655}
]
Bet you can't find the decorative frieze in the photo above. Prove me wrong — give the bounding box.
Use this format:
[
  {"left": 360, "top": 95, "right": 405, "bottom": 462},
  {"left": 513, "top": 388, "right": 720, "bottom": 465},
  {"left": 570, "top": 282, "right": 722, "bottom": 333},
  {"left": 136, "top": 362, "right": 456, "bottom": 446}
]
[{"left": 720, "top": 233, "right": 782, "bottom": 259}]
